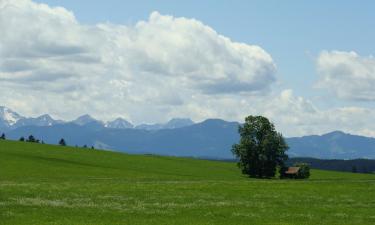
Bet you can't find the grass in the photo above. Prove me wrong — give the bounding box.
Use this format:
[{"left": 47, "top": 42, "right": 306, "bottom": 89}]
[{"left": 0, "top": 140, "right": 374, "bottom": 225}]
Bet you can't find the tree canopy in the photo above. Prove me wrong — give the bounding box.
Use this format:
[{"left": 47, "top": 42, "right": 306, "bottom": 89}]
[
  {"left": 231, "top": 115, "right": 288, "bottom": 178},
  {"left": 27, "top": 135, "right": 36, "bottom": 142},
  {"left": 59, "top": 138, "right": 66, "bottom": 146}
]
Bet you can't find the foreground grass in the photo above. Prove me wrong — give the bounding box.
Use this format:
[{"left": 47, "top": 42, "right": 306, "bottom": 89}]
[{"left": 0, "top": 140, "right": 374, "bottom": 225}]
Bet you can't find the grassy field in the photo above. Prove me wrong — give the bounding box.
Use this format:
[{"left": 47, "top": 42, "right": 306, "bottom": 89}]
[{"left": 1, "top": 140, "right": 374, "bottom": 225}]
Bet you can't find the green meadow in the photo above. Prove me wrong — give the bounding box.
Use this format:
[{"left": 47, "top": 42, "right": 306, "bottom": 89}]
[{"left": 0, "top": 140, "right": 374, "bottom": 225}]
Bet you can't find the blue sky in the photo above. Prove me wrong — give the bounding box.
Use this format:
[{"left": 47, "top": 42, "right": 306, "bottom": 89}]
[{"left": 2, "top": 0, "right": 375, "bottom": 136}]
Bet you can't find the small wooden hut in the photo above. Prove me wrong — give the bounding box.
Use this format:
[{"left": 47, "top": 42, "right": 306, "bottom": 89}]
[{"left": 284, "top": 167, "right": 300, "bottom": 178}]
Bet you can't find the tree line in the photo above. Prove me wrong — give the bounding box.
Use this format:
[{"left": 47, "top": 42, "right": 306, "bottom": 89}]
[
  {"left": 288, "top": 157, "right": 375, "bottom": 174},
  {"left": 0, "top": 132, "right": 94, "bottom": 149}
]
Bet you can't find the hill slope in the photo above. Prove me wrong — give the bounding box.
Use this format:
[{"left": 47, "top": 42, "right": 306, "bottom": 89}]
[{"left": 1, "top": 140, "right": 374, "bottom": 225}]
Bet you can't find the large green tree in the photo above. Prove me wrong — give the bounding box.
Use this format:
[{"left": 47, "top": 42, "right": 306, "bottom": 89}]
[{"left": 232, "top": 115, "right": 289, "bottom": 178}]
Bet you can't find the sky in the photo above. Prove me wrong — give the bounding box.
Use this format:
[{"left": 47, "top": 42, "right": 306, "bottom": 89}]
[{"left": 1, "top": 0, "right": 375, "bottom": 137}]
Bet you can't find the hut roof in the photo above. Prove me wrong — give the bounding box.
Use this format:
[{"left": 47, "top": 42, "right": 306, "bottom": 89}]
[{"left": 285, "top": 167, "right": 300, "bottom": 174}]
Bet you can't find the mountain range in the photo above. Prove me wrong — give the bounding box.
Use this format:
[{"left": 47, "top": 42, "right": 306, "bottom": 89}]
[
  {"left": 1, "top": 106, "right": 375, "bottom": 159},
  {"left": 0, "top": 106, "right": 192, "bottom": 131}
]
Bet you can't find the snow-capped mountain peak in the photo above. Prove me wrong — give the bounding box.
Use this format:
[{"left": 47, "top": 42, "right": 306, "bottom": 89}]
[
  {"left": 34, "top": 114, "right": 61, "bottom": 126},
  {"left": 0, "top": 106, "right": 24, "bottom": 127},
  {"left": 12, "top": 114, "right": 63, "bottom": 128}
]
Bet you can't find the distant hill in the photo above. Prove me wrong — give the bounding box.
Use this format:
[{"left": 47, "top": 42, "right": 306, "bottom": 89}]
[{"left": 287, "top": 131, "right": 375, "bottom": 159}]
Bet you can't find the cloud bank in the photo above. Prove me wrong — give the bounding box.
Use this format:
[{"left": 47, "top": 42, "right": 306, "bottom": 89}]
[
  {"left": 317, "top": 50, "right": 375, "bottom": 101},
  {"left": 262, "top": 90, "right": 375, "bottom": 137}
]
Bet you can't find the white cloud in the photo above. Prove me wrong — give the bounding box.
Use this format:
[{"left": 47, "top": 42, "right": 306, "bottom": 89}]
[
  {"left": 0, "top": 0, "right": 276, "bottom": 124},
  {"left": 317, "top": 50, "right": 375, "bottom": 101},
  {"left": 257, "top": 90, "right": 375, "bottom": 137}
]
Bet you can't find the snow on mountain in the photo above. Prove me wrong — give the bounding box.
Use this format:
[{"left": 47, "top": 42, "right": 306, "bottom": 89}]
[
  {"left": 106, "top": 118, "right": 133, "bottom": 129},
  {"left": 13, "top": 114, "right": 63, "bottom": 128},
  {"left": 0, "top": 106, "right": 24, "bottom": 128},
  {"left": 0, "top": 106, "right": 194, "bottom": 132}
]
